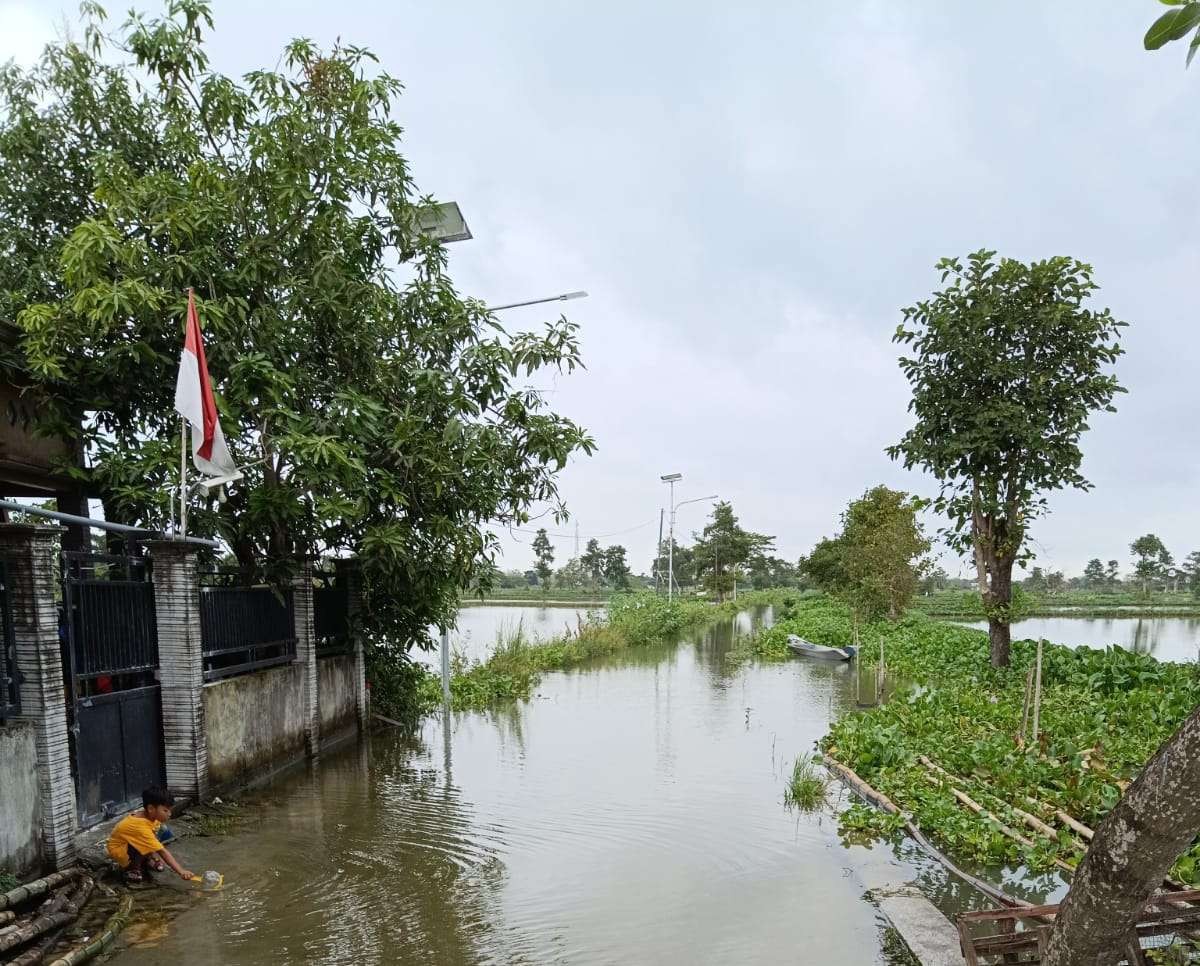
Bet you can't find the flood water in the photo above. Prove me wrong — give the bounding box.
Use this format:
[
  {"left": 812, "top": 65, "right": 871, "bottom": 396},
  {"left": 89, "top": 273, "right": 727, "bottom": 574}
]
[
  {"left": 116, "top": 608, "right": 982, "bottom": 965},
  {"left": 959, "top": 616, "right": 1200, "bottom": 664}
]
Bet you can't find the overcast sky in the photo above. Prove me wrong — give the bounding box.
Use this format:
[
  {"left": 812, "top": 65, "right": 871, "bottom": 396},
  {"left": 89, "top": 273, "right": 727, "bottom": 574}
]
[{"left": 4, "top": 1, "right": 1197, "bottom": 579}]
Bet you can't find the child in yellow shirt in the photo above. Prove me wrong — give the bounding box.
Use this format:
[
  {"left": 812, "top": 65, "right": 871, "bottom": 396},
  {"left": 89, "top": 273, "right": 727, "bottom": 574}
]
[{"left": 106, "top": 786, "right": 194, "bottom": 884}]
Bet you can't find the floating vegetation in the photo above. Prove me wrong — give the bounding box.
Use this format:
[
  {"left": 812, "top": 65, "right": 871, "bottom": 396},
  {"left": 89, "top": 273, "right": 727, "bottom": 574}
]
[
  {"left": 765, "top": 597, "right": 1200, "bottom": 884},
  {"left": 783, "top": 754, "right": 827, "bottom": 812}
]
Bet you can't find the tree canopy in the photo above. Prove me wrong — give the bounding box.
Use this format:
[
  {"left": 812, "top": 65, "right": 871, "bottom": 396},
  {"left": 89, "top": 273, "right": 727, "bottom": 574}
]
[
  {"left": 0, "top": 1, "right": 593, "bottom": 647},
  {"left": 799, "top": 486, "right": 930, "bottom": 622},
  {"left": 1144, "top": 2, "right": 1200, "bottom": 65},
  {"left": 888, "top": 251, "right": 1126, "bottom": 666},
  {"left": 692, "top": 502, "right": 773, "bottom": 600}
]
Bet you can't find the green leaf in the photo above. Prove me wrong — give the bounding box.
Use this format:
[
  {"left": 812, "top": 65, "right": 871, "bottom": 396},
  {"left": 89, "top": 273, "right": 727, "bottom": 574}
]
[
  {"left": 1144, "top": 4, "right": 1200, "bottom": 49},
  {"left": 1187, "top": 26, "right": 1200, "bottom": 65}
]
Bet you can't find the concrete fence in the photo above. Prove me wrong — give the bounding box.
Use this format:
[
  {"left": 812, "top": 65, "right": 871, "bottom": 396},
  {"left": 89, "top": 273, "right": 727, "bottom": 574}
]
[{"left": 0, "top": 525, "right": 368, "bottom": 876}]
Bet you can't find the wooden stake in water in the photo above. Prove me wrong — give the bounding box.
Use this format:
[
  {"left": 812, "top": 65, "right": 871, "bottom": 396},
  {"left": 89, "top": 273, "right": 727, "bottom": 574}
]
[
  {"left": 876, "top": 636, "right": 886, "bottom": 703},
  {"left": 1031, "top": 638, "right": 1044, "bottom": 744},
  {"left": 1019, "top": 665, "right": 1035, "bottom": 745},
  {"left": 440, "top": 627, "right": 451, "bottom": 705}
]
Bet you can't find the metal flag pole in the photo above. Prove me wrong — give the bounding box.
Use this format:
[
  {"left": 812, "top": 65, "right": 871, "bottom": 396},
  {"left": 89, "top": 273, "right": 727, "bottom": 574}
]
[{"left": 179, "top": 416, "right": 188, "bottom": 538}]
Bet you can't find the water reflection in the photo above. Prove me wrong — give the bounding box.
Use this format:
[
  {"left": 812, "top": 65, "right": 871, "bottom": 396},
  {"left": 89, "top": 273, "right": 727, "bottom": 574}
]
[{"left": 959, "top": 616, "right": 1200, "bottom": 663}]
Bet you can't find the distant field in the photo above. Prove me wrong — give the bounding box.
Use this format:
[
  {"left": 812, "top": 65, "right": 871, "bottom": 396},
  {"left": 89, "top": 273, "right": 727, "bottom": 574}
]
[{"left": 913, "top": 588, "right": 1200, "bottom": 618}]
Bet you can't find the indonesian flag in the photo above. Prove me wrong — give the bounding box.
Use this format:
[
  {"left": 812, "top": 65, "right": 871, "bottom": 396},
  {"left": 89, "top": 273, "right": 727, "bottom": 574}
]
[{"left": 174, "top": 290, "right": 241, "bottom": 479}]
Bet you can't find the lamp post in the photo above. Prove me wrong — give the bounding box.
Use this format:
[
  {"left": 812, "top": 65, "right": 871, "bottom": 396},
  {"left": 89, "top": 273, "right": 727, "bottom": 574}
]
[
  {"left": 486, "top": 291, "right": 588, "bottom": 313},
  {"left": 660, "top": 472, "right": 716, "bottom": 601}
]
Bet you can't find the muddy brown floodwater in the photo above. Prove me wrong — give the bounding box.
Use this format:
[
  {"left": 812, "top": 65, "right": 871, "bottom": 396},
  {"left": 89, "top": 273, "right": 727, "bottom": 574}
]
[{"left": 113, "top": 609, "right": 984, "bottom": 965}]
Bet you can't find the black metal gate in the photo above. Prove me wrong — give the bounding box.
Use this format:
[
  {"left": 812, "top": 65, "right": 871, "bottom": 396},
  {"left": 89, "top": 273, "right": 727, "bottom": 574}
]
[{"left": 62, "top": 552, "right": 164, "bottom": 826}]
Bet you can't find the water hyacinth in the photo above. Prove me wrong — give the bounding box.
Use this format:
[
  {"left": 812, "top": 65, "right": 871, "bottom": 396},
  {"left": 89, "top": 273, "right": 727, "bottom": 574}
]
[{"left": 763, "top": 597, "right": 1200, "bottom": 884}]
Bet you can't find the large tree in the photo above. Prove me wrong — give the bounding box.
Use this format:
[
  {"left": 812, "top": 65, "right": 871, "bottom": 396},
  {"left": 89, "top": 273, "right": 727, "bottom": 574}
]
[
  {"left": 1130, "top": 533, "right": 1169, "bottom": 594},
  {"left": 799, "top": 487, "right": 929, "bottom": 621},
  {"left": 692, "top": 502, "right": 773, "bottom": 601},
  {"left": 838, "top": 486, "right": 931, "bottom": 620},
  {"left": 580, "top": 538, "right": 604, "bottom": 589},
  {"left": 1042, "top": 705, "right": 1200, "bottom": 964},
  {"left": 1184, "top": 550, "right": 1200, "bottom": 598},
  {"left": 1082, "top": 558, "right": 1107, "bottom": 590},
  {"left": 1041, "top": 14, "right": 1200, "bottom": 958},
  {"left": 602, "top": 545, "right": 630, "bottom": 590},
  {"left": 888, "top": 251, "right": 1126, "bottom": 667},
  {"left": 0, "top": 1, "right": 593, "bottom": 648},
  {"left": 532, "top": 529, "right": 555, "bottom": 588}
]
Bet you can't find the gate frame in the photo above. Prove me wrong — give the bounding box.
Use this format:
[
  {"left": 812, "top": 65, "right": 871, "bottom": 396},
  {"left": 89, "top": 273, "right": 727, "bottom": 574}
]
[{"left": 61, "top": 548, "right": 166, "bottom": 827}]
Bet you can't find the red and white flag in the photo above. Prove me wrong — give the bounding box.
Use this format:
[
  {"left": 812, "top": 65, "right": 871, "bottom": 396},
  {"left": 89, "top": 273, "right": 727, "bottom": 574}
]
[{"left": 174, "top": 290, "right": 240, "bottom": 479}]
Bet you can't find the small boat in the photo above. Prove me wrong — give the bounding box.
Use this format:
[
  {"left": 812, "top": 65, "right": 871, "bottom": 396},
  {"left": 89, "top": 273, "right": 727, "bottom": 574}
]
[{"left": 786, "top": 635, "right": 856, "bottom": 661}]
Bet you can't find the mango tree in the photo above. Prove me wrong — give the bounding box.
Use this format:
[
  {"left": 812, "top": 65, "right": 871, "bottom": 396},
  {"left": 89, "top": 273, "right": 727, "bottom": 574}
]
[
  {"left": 888, "top": 251, "right": 1125, "bottom": 667},
  {"left": 0, "top": 1, "right": 593, "bottom": 651}
]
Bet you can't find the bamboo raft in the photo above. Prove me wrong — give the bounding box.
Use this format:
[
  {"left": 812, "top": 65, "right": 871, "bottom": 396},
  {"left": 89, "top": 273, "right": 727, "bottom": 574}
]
[
  {"left": 823, "top": 756, "right": 1200, "bottom": 964},
  {"left": 958, "top": 892, "right": 1200, "bottom": 965}
]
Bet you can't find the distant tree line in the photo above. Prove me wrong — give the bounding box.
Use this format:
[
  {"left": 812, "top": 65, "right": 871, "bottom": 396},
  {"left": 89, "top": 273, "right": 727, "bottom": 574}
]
[{"left": 1020, "top": 533, "right": 1200, "bottom": 597}]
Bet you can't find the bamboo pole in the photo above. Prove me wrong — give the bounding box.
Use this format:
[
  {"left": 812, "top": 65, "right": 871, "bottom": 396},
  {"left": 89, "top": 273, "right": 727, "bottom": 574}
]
[
  {"left": 823, "top": 757, "right": 1031, "bottom": 911},
  {"left": 919, "top": 770, "right": 1078, "bottom": 875},
  {"left": 918, "top": 756, "right": 1064, "bottom": 844},
  {"left": 1018, "top": 666, "right": 1035, "bottom": 744},
  {"left": 0, "top": 869, "right": 82, "bottom": 912},
  {"left": 0, "top": 875, "right": 93, "bottom": 954},
  {"left": 1031, "top": 638, "right": 1044, "bottom": 743},
  {"left": 876, "top": 636, "right": 885, "bottom": 702},
  {"left": 47, "top": 893, "right": 133, "bottom": 966}
]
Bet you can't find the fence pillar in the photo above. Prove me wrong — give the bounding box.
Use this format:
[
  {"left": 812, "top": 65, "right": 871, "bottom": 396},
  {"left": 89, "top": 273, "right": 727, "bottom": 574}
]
[
  {"left": 147, "top": 540, "right": 208, "bottom": 802},
  {"left": 293, "top": 559, "right": 319, "bottom": 759},
  {"left": 0, "top": 524, "right": 77, "bottom": 868},
  {"left": 335, "top": 558, "right": 368, "bottom": 732}
]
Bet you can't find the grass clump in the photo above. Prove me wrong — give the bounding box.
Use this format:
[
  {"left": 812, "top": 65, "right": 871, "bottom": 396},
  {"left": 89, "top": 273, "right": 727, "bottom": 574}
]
[
  {"left": 783, "top": 754, "right": 827, "bottom": 812},
  {"left": 415, "top": 591, "right": 782, "bottom": 713},
  {"left": 0, "top": 869, "right": 17, "bottom": 892}
]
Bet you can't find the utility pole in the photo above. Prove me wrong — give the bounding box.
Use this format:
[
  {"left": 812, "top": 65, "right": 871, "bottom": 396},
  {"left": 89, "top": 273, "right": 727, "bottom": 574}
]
[
  {"left": 655, "top": 508, "right": 664, "bottom": 594},
  {"left": 660, "top": 474, "right": 716, "bottom": 603},
  {"left": 661, "top": 474, "right": 681, "bottom": 601},
  {"left": 574, "top": 520, "right": 580, "bottom": 562}
]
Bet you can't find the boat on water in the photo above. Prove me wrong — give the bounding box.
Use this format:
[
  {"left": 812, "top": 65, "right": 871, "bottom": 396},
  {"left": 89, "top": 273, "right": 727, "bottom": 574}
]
[{"left": 785, "top": 634, "right": 856, "bottom": 662}]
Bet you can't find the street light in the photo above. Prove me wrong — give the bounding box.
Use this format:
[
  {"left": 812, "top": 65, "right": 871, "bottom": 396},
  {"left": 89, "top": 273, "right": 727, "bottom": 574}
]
[
  {"left": 487, "top": 291, "right": 588, "bottom": 313},
  {"left": 418, "top": 201, "right": 473, "bottom": 243},
  {"left": 660, "top": 472, "right": 716, "bottom": 601}
]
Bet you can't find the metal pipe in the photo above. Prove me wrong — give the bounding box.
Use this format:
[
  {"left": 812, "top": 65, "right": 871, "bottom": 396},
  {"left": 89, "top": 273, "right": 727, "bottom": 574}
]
[{"left": 0, "top": 500, "right": 220, "bottom": 549}]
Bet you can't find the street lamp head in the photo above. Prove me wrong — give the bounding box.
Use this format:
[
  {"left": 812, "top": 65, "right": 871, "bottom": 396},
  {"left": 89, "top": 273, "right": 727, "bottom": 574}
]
[
  {"left": 660, "top": 473, "right": 682, "bottom": 482},
  {"left": 559, "top": 290, "right": 588, "bottom": 301}
]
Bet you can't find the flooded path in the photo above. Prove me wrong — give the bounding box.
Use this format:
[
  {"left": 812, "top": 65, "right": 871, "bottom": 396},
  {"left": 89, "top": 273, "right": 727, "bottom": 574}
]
[{"left": 115, "top": 610, "right": 965, "bottom": 965}]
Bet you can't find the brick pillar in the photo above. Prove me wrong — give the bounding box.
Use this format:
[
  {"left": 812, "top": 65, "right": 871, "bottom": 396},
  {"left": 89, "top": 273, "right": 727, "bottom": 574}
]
[
  {"left": 0, "top": 524, "right": 77, "bottom": 867},
  {"left": 335, "top": 558, "right": 368, "bottom": 732},
  {"left": 147, "top": 540, "right": 208, "bottom": 802},
  {"left": 293, "top": 559, "right": 319, "bottom": 759}
]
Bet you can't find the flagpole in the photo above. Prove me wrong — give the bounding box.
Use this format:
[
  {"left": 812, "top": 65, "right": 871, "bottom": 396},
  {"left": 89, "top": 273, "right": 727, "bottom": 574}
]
[{"left": 180, "top": 415, "right": 188, "bottom": 538}]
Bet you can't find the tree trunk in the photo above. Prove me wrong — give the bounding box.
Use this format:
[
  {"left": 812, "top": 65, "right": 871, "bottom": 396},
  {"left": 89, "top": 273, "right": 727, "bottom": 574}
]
[
  {"left": 986, "top": 562, "right": 1013, "bottom": 668},
  {"left": 1042, "top": 704, "right": 1200, "bottom": 965}
]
